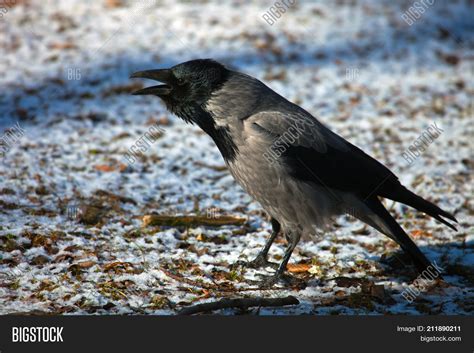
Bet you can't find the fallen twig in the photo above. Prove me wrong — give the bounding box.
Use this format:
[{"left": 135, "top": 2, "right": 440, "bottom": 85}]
[
  {"left": 160, "top": 268, "right": 295, "bottom": 292},
  {"left": 142, "top": 214, "right": 246, "bottom": 227},
  {"left": 178, "top": 296, "right": 299, "bottom": 315},
  {"left": 193, "top": 161, "right": 227, "bottom": 172}
]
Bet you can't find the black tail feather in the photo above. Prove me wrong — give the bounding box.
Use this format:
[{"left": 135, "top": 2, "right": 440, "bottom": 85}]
[
  {"left": 379, "top": 185, "right": 458, "bottom": 231},
  {"left": 364, "top": 196, "right": 433, "bottom": 274}
]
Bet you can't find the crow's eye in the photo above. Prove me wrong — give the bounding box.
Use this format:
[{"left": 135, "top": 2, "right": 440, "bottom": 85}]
[{"left": 177, "top": 78, "right": 185, "bottom": 86}]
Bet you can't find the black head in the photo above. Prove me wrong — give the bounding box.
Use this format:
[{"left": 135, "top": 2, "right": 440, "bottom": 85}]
[{"left": 130, "top": 59, "right": 229, "bottom": 121}]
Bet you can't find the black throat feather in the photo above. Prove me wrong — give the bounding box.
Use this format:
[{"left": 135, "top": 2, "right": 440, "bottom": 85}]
[{"left": 174, "top": 104, "right": 238, "bottom": 163}]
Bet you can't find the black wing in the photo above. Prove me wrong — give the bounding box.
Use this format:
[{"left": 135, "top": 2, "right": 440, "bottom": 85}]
[{"left": 283, "top": 141, "right": 398, "bottom": 199}]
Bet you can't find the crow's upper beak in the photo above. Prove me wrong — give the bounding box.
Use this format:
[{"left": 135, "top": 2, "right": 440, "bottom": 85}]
[{"left": 130, "top": 69, "right": 173, "bottom": 96}]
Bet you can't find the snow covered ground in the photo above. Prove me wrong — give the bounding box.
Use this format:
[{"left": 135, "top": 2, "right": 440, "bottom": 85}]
[{"left": 0, "top": 0, "right": 473, "bottom": 315}]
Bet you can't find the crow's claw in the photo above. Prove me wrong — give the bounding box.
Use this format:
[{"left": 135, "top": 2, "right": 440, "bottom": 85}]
[
  {"left": 233, "top": 255, "right": 278, "bottom": 270},
  {"left": 257, "top": 273, "right": 307, "bottom": 289}
]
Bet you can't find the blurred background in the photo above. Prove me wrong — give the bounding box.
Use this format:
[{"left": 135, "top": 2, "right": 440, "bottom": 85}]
[{"left": 0, "top": 0, "right": 472, "bottom": 315}]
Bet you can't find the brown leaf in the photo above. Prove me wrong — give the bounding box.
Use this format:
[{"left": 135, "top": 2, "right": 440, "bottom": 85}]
[
  {"left": 103, "top": 261, "right": 133, "bottom": 272},
  {"left": 49, "top": 42, "right": 77, "bottom": 50},
  {"left": 286, "top": 263, "right": 311, "bottom": 273},
  {"left": 411, "top": 229, "right": 432, "bottom": 237},
  {"left": 78, "top": 204, "right": 104, "bottom": 225},
  {"left": 68, "top": 261, "right": 95, "bottom": 276},
  {"left": 105, "top": 0, "right": 124, "bottom": 8},
  {"left": 370, "top": 284, "right": 386, "bottom": 301},
  {"left": 30, "top": 255, "right": 50, "bottom": 266},
  {"left": 436, "top": 50, "right": 460, "bottom": 66},
  {"left": 75, "top": 260, "right": 95, "bottom": 268},
  {"left": 335, "top": 277, "right": 372, "bottom": 288},
  {"left": 54, "top": 253, "right": 74, "bottom": 263},
  {"left": 93, "top": 163, "right": 127, "bottom": 172}
]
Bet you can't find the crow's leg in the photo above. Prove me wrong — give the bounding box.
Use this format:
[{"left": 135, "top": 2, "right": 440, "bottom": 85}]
[
  {"left": 258, "top": 230, "right": 305, "bottom": 288},
  {"left": 234, "top": 218, "right": 280, "bottom": 269}
]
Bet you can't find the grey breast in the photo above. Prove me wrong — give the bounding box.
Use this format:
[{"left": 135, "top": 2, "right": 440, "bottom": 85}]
[{"left": 206, "top": 72, "right": 344, "bottom": 235}]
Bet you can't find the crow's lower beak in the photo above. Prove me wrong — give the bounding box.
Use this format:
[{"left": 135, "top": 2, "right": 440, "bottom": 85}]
[{"left": 130, "top": 69, "right": 173, "bottom": 96}]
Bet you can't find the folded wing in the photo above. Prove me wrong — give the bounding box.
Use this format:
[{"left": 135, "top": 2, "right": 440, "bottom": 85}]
[{"left": 248, "top": 110, "right": 457, "bottom": 230}]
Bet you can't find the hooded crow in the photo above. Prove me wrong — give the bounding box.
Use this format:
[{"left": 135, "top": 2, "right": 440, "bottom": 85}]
[{"left": 131, "top": 59, "right": 458, "bottom": 287}]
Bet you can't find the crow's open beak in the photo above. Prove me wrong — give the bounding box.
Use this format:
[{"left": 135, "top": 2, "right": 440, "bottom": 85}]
[{"left": 130, "top": 69, "right": 173, "bottom": 96}]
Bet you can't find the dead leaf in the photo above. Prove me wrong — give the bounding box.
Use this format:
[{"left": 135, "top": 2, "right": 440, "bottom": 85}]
[
  {"left": 196, "top": 234, "right": 205, "bottom": 241},
  {"left": 287, "top": 263, "right": 311, "bottom": 273},
  {"left": 93, "top": 163, "right": 127, "bottom": 172},
  {"left": 103, "top": 261, "right": 133, "bottom": 272},
  {"left": 105, "top": 0, "right": 123, "bottom": 8},
  {"left": 49, "top": 42, "right": 77, "bottom": 50},
  {"left": 75, "top": 261, "right": 95, "bottom": 268},
  {"left": 30, "top": 255, "right": 50, "bottom": 266},
  {"left": 411, "top": 230, "right": 432, "bottom": 237}
]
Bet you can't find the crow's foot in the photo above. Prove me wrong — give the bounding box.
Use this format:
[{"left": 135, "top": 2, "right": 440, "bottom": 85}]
[
  {"left": 233, "top": 254, "right": 278, "bottom": 270},
  {"left": 257, "top": 273, "right": 307, "bottom": 289}
]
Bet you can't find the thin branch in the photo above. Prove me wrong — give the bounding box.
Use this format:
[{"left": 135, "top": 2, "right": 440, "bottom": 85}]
[
  {"left": 160, "top": 268, "right": 295, "bottom": 292},
  {"left": 142, "top": 214, "right": 246, "bottom": 227},
  {"left": 178, "top": 296, "right": 299, "bottom": 315}
]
